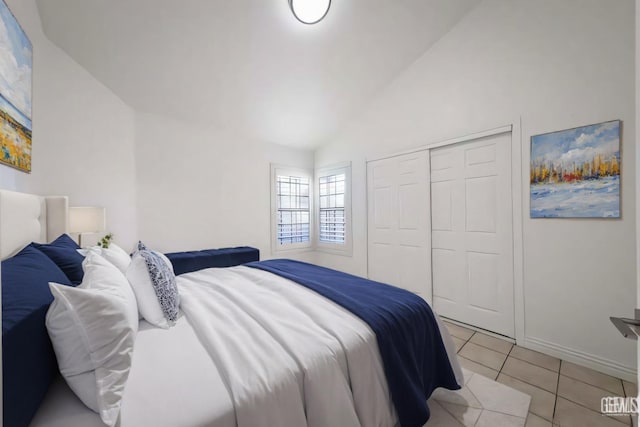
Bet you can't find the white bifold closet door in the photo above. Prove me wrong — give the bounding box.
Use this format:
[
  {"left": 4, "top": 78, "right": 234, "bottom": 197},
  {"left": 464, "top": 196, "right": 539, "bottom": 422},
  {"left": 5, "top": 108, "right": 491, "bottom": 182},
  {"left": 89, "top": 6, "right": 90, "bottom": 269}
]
[
  {"left": 430, "top": 132, "right": 514, "bottom": 338},
  {"left": 367, "top": 151, "right": 431, "bottom": 302}
]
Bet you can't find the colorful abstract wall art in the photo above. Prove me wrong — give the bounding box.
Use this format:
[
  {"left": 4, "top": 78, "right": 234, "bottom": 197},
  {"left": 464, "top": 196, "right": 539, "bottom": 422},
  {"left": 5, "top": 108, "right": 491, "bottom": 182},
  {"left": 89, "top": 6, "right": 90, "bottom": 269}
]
[
  {"left": 0, "top": 0, "right": 32, "bottom": 173},
  {"left": 530, "top": 120, "right": 620, "bottom": 218}
]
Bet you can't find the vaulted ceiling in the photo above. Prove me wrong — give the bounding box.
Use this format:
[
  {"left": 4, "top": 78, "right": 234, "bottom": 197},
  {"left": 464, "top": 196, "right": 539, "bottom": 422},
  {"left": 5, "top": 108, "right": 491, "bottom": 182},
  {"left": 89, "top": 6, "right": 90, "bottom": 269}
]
[{"left": 36, "top": 0, "right": 480, "bottom": 148}]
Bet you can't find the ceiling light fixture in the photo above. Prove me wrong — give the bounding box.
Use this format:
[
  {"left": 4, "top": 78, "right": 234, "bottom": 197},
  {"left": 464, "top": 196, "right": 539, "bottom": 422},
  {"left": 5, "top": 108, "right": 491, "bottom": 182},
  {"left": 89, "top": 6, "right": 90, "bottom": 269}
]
[{"left": 289, "top": 0, "right": 331, "bottom": 25}]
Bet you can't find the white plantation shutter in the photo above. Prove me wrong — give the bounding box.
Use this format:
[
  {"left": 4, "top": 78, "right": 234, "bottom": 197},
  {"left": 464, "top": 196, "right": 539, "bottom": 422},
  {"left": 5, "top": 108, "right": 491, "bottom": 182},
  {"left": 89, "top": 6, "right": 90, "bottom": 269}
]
[
  {"left": 271, "top": 165, "right": 313, "bottom": 253},
  {"left": 318, "top": 173, "right": 346, "bottom": 243},
  {"left": 316, "top": 163, "right": 352, "bottom": 256},
  {"left": 276, "top": 175, "right": 311, "bottom": 244}
]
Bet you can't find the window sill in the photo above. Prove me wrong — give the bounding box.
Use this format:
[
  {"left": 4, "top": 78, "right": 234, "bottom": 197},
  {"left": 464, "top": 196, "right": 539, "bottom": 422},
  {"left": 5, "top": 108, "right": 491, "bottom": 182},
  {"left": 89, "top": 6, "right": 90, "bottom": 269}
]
[
  {"left": 315, "top": 244, "right": 352, "bottom": 257},
  {"left": 271, "top": 246, "right": 314, "bottom": 257}
]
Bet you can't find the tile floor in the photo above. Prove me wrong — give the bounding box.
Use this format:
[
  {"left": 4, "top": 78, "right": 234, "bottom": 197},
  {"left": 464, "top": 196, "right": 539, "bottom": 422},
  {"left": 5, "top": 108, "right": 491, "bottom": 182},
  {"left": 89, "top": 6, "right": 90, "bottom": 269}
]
[
  {"left": 443, "top": 320, "right": 638, "bottom": 427},
  {"left": 428, "top": 366, "right": 531, "bottom": 426}
]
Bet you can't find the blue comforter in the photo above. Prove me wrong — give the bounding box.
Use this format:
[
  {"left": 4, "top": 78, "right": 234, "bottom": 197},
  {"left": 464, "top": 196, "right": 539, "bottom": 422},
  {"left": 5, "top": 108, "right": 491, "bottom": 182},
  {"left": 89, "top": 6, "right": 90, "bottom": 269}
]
[{"left": 246, "top": 259, "right": 460, "bottom": 427}]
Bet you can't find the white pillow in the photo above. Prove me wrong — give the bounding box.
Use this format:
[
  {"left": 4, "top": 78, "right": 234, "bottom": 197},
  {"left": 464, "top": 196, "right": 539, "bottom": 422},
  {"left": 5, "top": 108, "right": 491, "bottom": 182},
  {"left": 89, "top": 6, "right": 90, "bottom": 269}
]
[
  {"left": 77, "top": 243, "right": 131, "bottom": 274},
  {"left": 46, "top": 252, "right": 138, "bottom": 427},
  {"left": 126, "top": 250, "right": 179, "bottom": 329}
]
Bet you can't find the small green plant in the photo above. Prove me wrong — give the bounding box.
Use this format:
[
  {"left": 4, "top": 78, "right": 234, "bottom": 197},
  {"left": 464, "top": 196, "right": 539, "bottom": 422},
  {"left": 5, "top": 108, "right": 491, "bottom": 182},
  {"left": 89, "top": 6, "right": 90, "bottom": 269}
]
[{"left": 98, "top": 233, "right": 114, "bottom": 248}]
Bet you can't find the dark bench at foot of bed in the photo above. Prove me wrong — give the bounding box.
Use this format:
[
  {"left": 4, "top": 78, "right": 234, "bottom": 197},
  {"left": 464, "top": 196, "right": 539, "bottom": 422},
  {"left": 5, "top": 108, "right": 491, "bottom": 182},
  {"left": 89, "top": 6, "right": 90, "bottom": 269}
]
[{"left": 165, "top": 246, "right": 260, "bottom": 275}]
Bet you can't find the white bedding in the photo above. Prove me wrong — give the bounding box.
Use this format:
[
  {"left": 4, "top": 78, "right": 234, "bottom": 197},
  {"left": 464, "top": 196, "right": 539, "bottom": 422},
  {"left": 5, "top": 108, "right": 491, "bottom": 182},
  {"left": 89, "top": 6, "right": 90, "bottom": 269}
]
[
  {"left": 31, "top": 315, "right": 235, "bottom": 427},
  {"left": 31, "top": 266, "right": 461, "bottom": 427}
]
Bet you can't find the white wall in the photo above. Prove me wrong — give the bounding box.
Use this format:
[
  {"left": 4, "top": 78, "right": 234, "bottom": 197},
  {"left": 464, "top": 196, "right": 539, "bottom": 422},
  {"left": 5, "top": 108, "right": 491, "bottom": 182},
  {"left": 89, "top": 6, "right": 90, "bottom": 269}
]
[
  {"left": 315, "top": 0, "right": 637, "bottom": 378},
  {"left": 0, "top": 0, "right": 39, "bottom": 193},
  {"left": 0, "top": 0, "right": 316, "bottom": 256},
  {"left": 135, "top": 111, "right": 314, "bottom": 258},
  {"left": 0, "top": 0, "right": 138, "bottom": 249}
]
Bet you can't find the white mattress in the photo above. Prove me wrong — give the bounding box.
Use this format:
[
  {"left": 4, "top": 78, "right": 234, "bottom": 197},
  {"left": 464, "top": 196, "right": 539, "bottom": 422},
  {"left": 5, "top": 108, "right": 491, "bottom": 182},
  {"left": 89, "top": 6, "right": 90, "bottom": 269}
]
[{"left": 30, "top": 266, "right": 461, "bottom": 427}]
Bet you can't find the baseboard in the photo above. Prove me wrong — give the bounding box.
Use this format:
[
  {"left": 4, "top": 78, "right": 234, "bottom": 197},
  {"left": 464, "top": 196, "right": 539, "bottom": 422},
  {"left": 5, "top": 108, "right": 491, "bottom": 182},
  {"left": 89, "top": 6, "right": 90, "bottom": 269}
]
[{"left": 525, "top": 336, "right": 637, "bottom": 383}]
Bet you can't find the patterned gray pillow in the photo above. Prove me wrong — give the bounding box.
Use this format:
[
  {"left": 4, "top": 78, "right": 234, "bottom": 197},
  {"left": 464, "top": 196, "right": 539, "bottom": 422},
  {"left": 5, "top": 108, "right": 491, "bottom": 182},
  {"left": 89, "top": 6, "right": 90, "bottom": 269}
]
[{"left": 138, "top": 249, "right": 179, "bottom": 324}]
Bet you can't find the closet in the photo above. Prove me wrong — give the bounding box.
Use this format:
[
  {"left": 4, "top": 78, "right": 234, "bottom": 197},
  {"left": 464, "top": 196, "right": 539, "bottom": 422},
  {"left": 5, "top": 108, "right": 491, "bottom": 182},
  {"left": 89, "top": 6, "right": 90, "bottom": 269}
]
[{"left": 367, "top": 129, "right": 515, "bottom": 337}]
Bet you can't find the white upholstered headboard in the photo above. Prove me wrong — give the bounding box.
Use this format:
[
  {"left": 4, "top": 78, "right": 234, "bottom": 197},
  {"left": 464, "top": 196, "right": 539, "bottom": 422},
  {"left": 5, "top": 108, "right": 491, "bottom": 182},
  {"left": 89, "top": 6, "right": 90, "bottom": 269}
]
[
  {"left": 0, "top": 191, "right": 68, "bottom": 424},
  {"left": 0, "top": 190, "right": 69, "bottom": 260}
]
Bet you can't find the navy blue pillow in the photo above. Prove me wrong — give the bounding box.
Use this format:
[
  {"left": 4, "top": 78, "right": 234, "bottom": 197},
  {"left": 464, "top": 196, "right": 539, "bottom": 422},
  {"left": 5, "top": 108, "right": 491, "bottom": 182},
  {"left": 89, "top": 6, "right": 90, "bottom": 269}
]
[
  {"left": 31, "top": 234, "right": 84, "bottom": 285},
  {"left": 165, "top": 247, "right": 260, "bottom": 275},
  {"left": 2, "top": 245, "right": 73, "bottom": 427}
]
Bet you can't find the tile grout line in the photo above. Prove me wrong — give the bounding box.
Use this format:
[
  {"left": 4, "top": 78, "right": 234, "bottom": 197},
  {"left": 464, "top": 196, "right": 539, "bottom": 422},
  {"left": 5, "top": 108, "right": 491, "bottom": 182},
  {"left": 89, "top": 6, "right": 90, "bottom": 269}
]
[
  {"left": 432, "top": 400, "right": 467, "bottom": 427},
  {"left": 458, "top": 354, "right": 501, "bottom": 377},
  {"left": 500, "top": 361, "right": 622, "bottom": 399},
  {"left": 497, "top": 341, "right": 515, "bottom": 373},
  {"left": 473, "top": 408, "right": 482, "bottom": 427},
  {"left": 560, "top": 373, "right": 628, "bottom": 397},
  {"left": 507, "top": 353, "right": 560, "bottom": 374},
  {"left": 455, "top": 326, "right": 560, "bottom": 375},
  {"left": 449, "top": 325, "right": 635, "bottom": 426},
  {"left": 458, "top": 332, "right": 510, "bottom": 374},
  {"left": 503, "top": 353, "right": 559, "bottom": 376},
  {"left": 496, "top": 372, "right": 554, "bottom": 422},
  {"left": 552, "top": 360, "right": 561, "bottom": 424},
  {"left": 559, "top": 367, "right": 627, "bottom": 395},
  {"left": 461, "top": 332, "right": 474, "bottom": 351},
  {"left": 495, "top": 345, "right": 535, "bottom": 424},
  {"left": 465, "top": 335, "right": 513, "bottom": 357},
  {"left": 462, "top": 376, "right": 530, "bottom": 422},
  {"left": 555, "top": 394, "right": 631, "bottom": 426},
  {"left": 501, "top": 365, "right": 627, "bottom": 425}
]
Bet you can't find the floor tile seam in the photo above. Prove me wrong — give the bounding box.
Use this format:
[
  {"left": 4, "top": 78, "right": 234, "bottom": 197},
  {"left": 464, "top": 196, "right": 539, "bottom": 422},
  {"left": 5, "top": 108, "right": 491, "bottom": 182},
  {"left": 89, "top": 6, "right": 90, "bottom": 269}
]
[
  {"left": 508, "top": 352, "right": 560, "bottom": 373},
  {"left": 505, "top": 355, "right": 562, "bottom": 376},
  {"left": 456, "top": 336, "right": 473, "bottom": 354},
  {"left": 498, "top": 372, "right": 557, "bottom": 399},
  {"left": 554, "top": 393, "right": 630, "bottom": 426},
  {"left": 460, "top": 355, "right": 502, "bottom": 375},
  {"left": 462, "top": 375, "right": 532, "bottom": 419},
  {"left": 498, "top": 368, "right": 558, "bottom": 394},
  {"left": 451, "top": 331, "right": 476, "bottom": 344},
  {"left": 459, "top": 354, "right": 501, "bottom": 373},
  {"left": 465, "top": 338, "right": 513, "bottom": 357},
  {"left": 432, "top": 398, "right": 470, "bottom": 427},
  {"left": 440, "top": 393, "right": 530, "bottom": 422},
  {"left": 551, "top": 361, "right": 561, "bottom": 423},
  {"left": 497, "top": 342, "right": 516, "bottom": 373},
  {"left": 558, "top": 373, "right": 627, "bottom": 397}
]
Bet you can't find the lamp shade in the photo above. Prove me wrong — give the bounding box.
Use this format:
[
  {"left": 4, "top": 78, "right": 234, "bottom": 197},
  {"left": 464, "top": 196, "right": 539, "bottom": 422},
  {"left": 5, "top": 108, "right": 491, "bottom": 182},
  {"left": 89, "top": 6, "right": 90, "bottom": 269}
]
[
  {"left": 69, "top": 207, "right": 106, "bottom": 234},
  {"left": 289, "top": 0, "right": 331, "bottom": 24}
]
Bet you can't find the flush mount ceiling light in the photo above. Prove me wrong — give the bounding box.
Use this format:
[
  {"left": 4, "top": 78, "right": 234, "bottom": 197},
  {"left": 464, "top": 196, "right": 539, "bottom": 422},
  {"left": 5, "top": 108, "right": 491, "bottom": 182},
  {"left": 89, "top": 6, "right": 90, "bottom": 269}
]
[{"left": 289, "top": 0, "right": 331, "bottom": 25}]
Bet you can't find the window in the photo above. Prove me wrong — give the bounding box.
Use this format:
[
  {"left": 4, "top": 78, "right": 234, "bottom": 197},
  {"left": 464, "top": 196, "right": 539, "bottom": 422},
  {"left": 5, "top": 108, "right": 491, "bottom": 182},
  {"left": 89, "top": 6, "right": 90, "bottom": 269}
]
[
  {"left": 319, "top": 174, "right": 345, "bottom": 243},
  {"left": 270, "top": 163, "right": 351, "bottom": 256},
  {"left": 271, "top": 165, "right": 313, "bottom": 252},
  {"left": 277, "top": 175, "right": 310, "bottom": 244},
  {"left": 316, "top": 163, "right": 352, "bottom": 255}
]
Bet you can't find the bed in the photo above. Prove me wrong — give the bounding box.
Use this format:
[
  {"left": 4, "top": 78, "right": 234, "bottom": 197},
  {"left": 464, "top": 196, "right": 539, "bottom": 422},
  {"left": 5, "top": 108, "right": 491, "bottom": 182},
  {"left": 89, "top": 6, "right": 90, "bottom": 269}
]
[{"left": 0, "top": 189, "right": 463, "bottom": 427}]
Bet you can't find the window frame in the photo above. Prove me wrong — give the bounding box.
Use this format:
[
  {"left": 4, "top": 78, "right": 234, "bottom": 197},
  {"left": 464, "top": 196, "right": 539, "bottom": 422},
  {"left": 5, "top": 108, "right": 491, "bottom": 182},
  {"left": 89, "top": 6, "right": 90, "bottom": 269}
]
[
  {"left": 270, "top": 164, "right": 314, "bottom": 254},
  {"left": 315, "top": 162, "right": 352, "bottom": 256}
]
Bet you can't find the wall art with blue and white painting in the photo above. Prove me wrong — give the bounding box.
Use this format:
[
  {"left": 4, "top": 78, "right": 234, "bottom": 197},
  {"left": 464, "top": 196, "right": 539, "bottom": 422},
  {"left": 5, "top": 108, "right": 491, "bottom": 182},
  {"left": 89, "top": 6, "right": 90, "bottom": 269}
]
[
  {"left": 530, "top": 120, "right": 620, "bottom": 218},
  {"left": 0, "top": 0, "right": 31, "bottom": 173}
]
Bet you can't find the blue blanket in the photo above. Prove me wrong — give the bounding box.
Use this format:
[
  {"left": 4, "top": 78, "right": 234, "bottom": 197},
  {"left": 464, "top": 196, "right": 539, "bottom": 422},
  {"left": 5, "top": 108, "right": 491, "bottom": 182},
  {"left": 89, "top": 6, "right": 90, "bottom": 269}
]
[{"left": 246, "top": 259, "right": 460, "bottom": 427}]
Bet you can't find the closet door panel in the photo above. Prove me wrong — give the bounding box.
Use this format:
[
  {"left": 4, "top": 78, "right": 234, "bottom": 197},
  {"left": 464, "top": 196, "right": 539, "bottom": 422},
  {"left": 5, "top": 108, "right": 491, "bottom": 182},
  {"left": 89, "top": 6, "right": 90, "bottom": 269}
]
[{"left": 367, "top": 151, "right": 430, "bottom": 301}]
